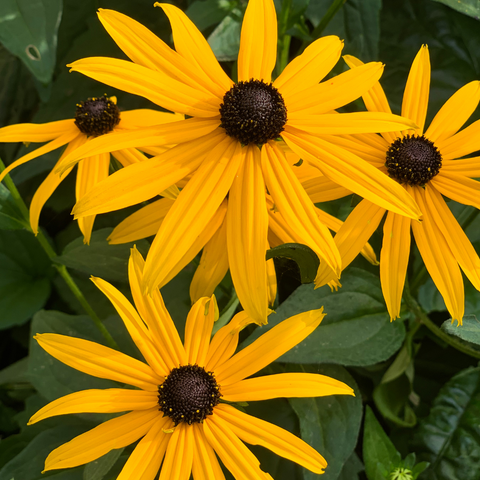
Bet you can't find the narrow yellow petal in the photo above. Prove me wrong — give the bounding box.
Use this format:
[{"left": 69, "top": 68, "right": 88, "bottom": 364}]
[
  {"left": 215, "top": 308, "right": 325, "bottom": 385},
  {"left": 34, "top": 333, "right": 162, "bottom": 391},
  {"left": 110, "top": 147, "right": 149, "bottom": 168},
  {"left": 118, "top": 109, "right": 183, "bottom": 128},
  {"left": 238, "top": 0, "right": 277, "bottom": 82},
  {"left": 214, "top": 403, "right": 328, "bottom": 474},
  {"left": 44, "top": 409, "right": 161, "bottom": 471},
  {"left": 401, "top": 45, "right": 430, "bottom": 135},
  {"left": 431, "top": 173, "right": 480, "bottom": 210},
  {"left": 380, "top": 210, "right": 412, "bottom": 320},
  {"left": 28, "top": 389, "right": 158, "bottom": 425},
  {"left": 192, "top": 423, "right": 226, "bottom": 480},
  {"left": 0, "top": 119, "right": 76, "bottom": 142},
  {"left": 302, "top": 175, "right": 352, "bottom": 202},
  {"left": 441, "top": 158, "right": 480, "bottom": 178},
  {"left": 266, "top": 257, "right": 277, "bottom": 307},
  {"left": 436, "top": 118, "right": 480, "bottom": 160},
  {"left": 159, "top": 423, "right": 194, "bottom": 480}
]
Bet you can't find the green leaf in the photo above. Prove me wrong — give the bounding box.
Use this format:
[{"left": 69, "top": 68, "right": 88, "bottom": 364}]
[
  {"left": 208, "top": 9, "right": 242, "bottom": 61},
  {"left": 0, "top": 0, "right": 63, "bottom": 84},
  {"left": 0, "top": 430, "right": 37, "bottom": 470},
  {"left": 0, "top": 183, "right": 27, "bottom": 230},
  {"left": 0, "top": 229, "right": 53, "bottom": 329},
  {"left": 242, "top": 268, "right": 405, "bottom": 366},
  {"left": 441, "top": 315, "right": 480, "bottom": 349},
  {"left": 430, "top": 0, "right": 480, "bottom": 19},
  {"left": 266, "top": 243, "right": 320, "bottom": 284},
  {"left": 186, "top": 0, "right": 236, "bottom": 31},
  {"left": 55, "top": 228, "right": 150, "bottom": 283},
  {"left": 289, "top": 365, "right": 362, "bottom": 480},
  {"left": 337, "top": 453, "right": 364, "bottom": 480},
  {"left": 363, "top": 406, "right": 399, "bottom": 480},
  {"left": 83, "top": 449, "right": 125, "bottom": 480},
  {"left": 411, "top": 367, "right": 480, "bottom": 479}
]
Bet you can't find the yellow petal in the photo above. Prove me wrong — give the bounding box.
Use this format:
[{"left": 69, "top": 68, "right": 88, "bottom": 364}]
[
  {"left": 159, "top": 423, "right": 194, "bottom": 480},
  {"left": 431, "top": 173, "right": 480, "bottom": 210},
  {"left": 380, "top": 210, "right": 412, "bottom": 320},
  {"left": 110, "top": 147, "right": 149, "bottom": 168},
  {"left": 302, "top": 175, "right": 352, "bottom": 202},
  {"left": 238, "top": 0, "right": 277, "bottom": 82},
  {"left": 73, "top": 130, "right": 224, "bottom": 218},
  {"left": 441, "top": 157, "right": 480, "bottom": 178},
  {"left": 410, "top": 185, "right": 464, "bottom": 323},
  {"left": 28, "top": 389, "right": 158, "bottom": 425},
  {"left": 286, "top": 62, "right": 384, "bottom": 114},
  {"left": 0, "top": 119, "right": 76, "bottom": 142},
  {"left": 282, "top": 129, "right": 422, "bottom": 220},
  {"left": 68, "top": 57, "right": 221, "bottom": 117},
  {"left": 215, "top": 308, "right": 325, "bottom": 385},
  {"left": 226, "top": 146, "right": 269, "bottom": 325},
  {"left": 214, "top": 403, "right": 328, "bottom": 473},
  {"left": 158, "top": 3, "right": 232, "bottom": 94},
  {"left": 44, "top": 409, "right": 161, "bottom": 471},
  {"left": 266, "top": 257, "right": 277, "bottom": 307},
  {"left": 203, "top": 414, "right": 272, "bottom": 480},
  {"left": 118, "top": 109, "right": 183, "bottom": 128},
  {"left": 184, "top": 296, "right": 217, "bottom": 366},
  {"left": 436, "top": 118, "right": 480, "bottom": 160},
  {"left": 34, "top": 333, "right": 162, "bottom": 391},
  {"left": 262, "top": 141, "right": 341, "bottom": 275},
  {"left": 274, "top": 36, "right": 343, "bottom": 99},
  {"left": 192, "top": 423, "right": 226, "bottom": 480},
  {"left": 401, "top": 45, "right": 430, "bottom": 136}
]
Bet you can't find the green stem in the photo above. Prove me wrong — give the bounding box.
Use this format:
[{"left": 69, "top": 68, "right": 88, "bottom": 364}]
[
  {"left": 404, "top": 279, "right": 480, "bottom": 360},
  {"left": 0, "top": 159, "right": 118, "bottom": 349},
  {"left": 275, "top": 0, "right": 292, "bottom": 77}
]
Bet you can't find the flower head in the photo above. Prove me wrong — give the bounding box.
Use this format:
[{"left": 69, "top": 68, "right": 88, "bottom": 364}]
[{"left": 29, "top": 247, "right": 353, "bottom": 478}]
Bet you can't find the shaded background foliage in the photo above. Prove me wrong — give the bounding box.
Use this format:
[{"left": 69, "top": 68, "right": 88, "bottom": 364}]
[{"left": 0, "top": 0, "right": 479, "bottom": 479}]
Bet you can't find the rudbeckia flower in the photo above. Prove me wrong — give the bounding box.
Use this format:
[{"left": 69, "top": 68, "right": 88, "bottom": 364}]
[
  {"left": 29, "top": 247, "right": 354, "bottom": 478},
  {"left": 0, "top": 95, "right": 180, "bottom": 242},
  {"left": 59, "top": 0, "right": 421, "bottom": 324},
  {"left": 311, "top": 45, "right": 480, "bottom": 323}
]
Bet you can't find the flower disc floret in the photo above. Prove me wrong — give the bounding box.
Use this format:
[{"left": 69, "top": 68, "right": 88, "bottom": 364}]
[
  {"left": 158, "top": 364, "right": 221, "bottom": 425},
  {"left": 385, "top": 134, "right": 442, "bottom": 186},
  {"left": 220, "top": 79, "right": 287, "bottom": 145},
  {"left": 74, "top": 95, "right": 120, "bottom": 136}
]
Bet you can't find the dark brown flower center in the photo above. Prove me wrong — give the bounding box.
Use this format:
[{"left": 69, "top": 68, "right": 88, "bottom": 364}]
[
  {"left": 74, "top": 95, "right": 120, "bottom": 136},
  {"left": 220, "top": 79, "right": 287, "bottom": 145},
  {"left": 385, "top": 134, "right": 442, "bottom": 186},
  {"left": 158, "top": 364, "right": 221, "bottom": 425}
]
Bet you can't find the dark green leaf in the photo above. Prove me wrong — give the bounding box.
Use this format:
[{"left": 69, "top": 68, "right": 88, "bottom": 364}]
[
  {"left": 431, "top": 0, "right": 480, "bottom": 19},
  {"left": 0, "top": 0, "right": 63, "bottom": 84},
  {"left": 266, "top": 243, "right": 320, "bottom": 284},
  {"left": 0, "top": 430, "right": 37, "bottom": 470},
  {"left": 242, "top": 268, "right": 405, "bottom": 366},
  {"left": 337, "top": 453, "right": 364, "bottom": 480},
  {"left": 208, "top": 10, "right": 242, "bottom": 61},
  {"left": 0, "top": 229, "right": 53, "bottom": 329},
  {"left": 441, "top": 315, "right": 480, "bottom": 348},
  {"left": 0, "top": 357, "right": 29, "bottom": 385},
  {"left": 186, "top": 0, "right": 236, "bottom": 31},
  {"left": 412, "top": 367, "right": 480, "bottom": 479},
  {"left": 83, "top": 449, "right": 125, "bottom": 480},
  {"left": 0, "top": 183, "right": 27, "bottom": 230},
  {"left": 289, "top": 365, "right": 362, "bottom": 480},
  {"left": 55, "top": 228, "right": 149, "bottom": 283}
]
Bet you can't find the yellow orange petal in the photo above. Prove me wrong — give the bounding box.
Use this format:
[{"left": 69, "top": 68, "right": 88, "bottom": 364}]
[
  {"left": 302, "top": 175, "right": 352, "bottom": 202},
  {"left": 436, "top": 118, "right": 480, "bottom": 160},
  {"left": 431, "top": 173, "right": 480, "bottom": 210},
  {"left": 441, "top": 158, "right": 480, "bottom": 178},
  {"left": 0, "top": 119, "right": 76, "bottom": 143},
  {"left": 159, "top": 423, "right": 194, "bottom": 480},
  {"left": 192, "top": 423, "right": 226, "bottom": 480},
  {"left": 118, "top": 109, "right": 183, "bottom": 128}
]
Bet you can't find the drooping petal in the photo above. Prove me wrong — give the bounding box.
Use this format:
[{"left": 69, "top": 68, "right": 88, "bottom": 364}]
[
  {"left": 436, "top": 118, "right": 480, "bottom": 160},
  {"left": 143, "top": 136, "right": 241, "bottom": 293},
  {"left": 203, "top": 414, "right": 272, "bottom": 480},
  {"left": 237, "top": 0, "right": 277, "bottom": 82},
  {"left": 214, "top": 403, "right": 327, "bottom": 473},
  {"left": 286, "top": 62, "right": 384, "bottom": 115},
  {"left": 425, "top": 80, "right": 480, "bottom": 143},
  {"left": 221, "top": 373, "right": 353, "bottom": 402},
  {"left": 159, "top": 423, "right": 194, "bottom": 480},
  {"left": 28, "top": 389, "right": 159, "bottom": 425},
  {"left": 190, "top": 219, "right": 229, "bottom": 302},
  {"left": 282, "top": 129, "right": 422, "bottom": 219},
  {"left": 424, "top": 185, "right": 480, "bottom": 290},
  {"left": 262, "top": 141, "right": 340, "bottom": 276},
  {"left": 118, "top": 109, "right": 183, "bottom": 129},
  {"left": 441, "top": 158, "right": 480, "bottom": 178},
  {"left": 0, "top": 119, "right": 76, "bottom": 142},
  {"left": 117, "top": 415, "right": 173, "bottom": 480},
  {"left": 72, "top": 130, "right": 224, "bottom": 218},
  {"left": 226, "top": 145, "right": 269, "bottom": 325},
  {"left": 111, "top": 147, "right": 149, "bottom": 168},
  {"left": 59, "top": 117, "right": 220, "bottom": 173},
  {"left": 192, "top": 423, "right": 226, "bottom": 480},
  {"left": 431, "top": 173, "right": 480, "bottom": 210},
  {"left": 302, "top": 175, "right": 352, "bottom": 202},
  {"left": 266, "top": 257, "right": 277, "bottom": 306},
  {"left": 410, "top": 185, "right": 464, "bottom": 323},
  {"left": 215, "top": 308, "right": 325, "bottom": 385},
  {"left": 274, "top": 36, "right": 343, "bottom": 99},
  {"left": 34, "top": 334, "right": 162, "bottom": 391},
  {"left": 401, "top": 45, "right": 430, "bottom": 136},
  {"left": 184, "top": 296, "right": 217, "bottom": 366},
  {"left": 380, "top": 210, "right": 412, "bottom": 320},
  {"left": 158, "top": 3, "right": 232, "bottom": 94},
  {"left": 44, "top": 408, "right": 161, "bottom": 471}
]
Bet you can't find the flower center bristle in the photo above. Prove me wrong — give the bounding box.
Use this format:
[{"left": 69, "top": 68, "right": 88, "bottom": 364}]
[
  {"left": 385, "top": 134, "right": 442, "bottom": 186},
  {"left": 74, "top": 95, "right": 120, "bottom": 136},
  {"left": 158, "top": 364, "right": 221, "bottom": 425},
  {"left": 220, "top": 79, "right": 287, "bottom": 145}
]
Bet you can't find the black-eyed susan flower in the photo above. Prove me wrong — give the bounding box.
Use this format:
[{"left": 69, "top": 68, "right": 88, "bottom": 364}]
[
  {"left": 311, "top": 45, "right": 480, "bottom": 323},
  {"left": 0, "top": 95, "right": 180, "bottom": 243},
  {"left": 29, "top": 247, "right": 354, "bottom": 478},
  {"left": 59, "top": 0, "right": 421, "bottom": 324}
]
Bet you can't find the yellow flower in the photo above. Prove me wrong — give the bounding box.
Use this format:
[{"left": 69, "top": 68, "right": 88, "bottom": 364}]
[
  {"left": 29, "top": 247, "right": 353, "bottom": 478},
  {"left": 59, "top": 0, "right": 420, "bottom": 324},
  {"left": 311, "top": 45, "right": 480, "bottom": 323},
  {"left": 0, "top": 95, "right": 180, "bottom": 243}
]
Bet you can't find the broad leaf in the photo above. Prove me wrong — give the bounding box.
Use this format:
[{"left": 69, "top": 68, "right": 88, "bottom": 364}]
[
  {"left": 431, "top": 0, "right": 480, "bottom": 19},
  {"left": 83, "top": 449, "right": 125, "bottom": 480},
  {"left": 442, "top": 316, "right": 480, "bottom": 348},
  {"left": 0, "top": 183, "right": 27, "bottom": 230},
  {"left": 337, "top": 453, "right": 364, "bottom": 480},
  {"left": 208, "top": 10, "right": 242, "bottom": 62}
]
